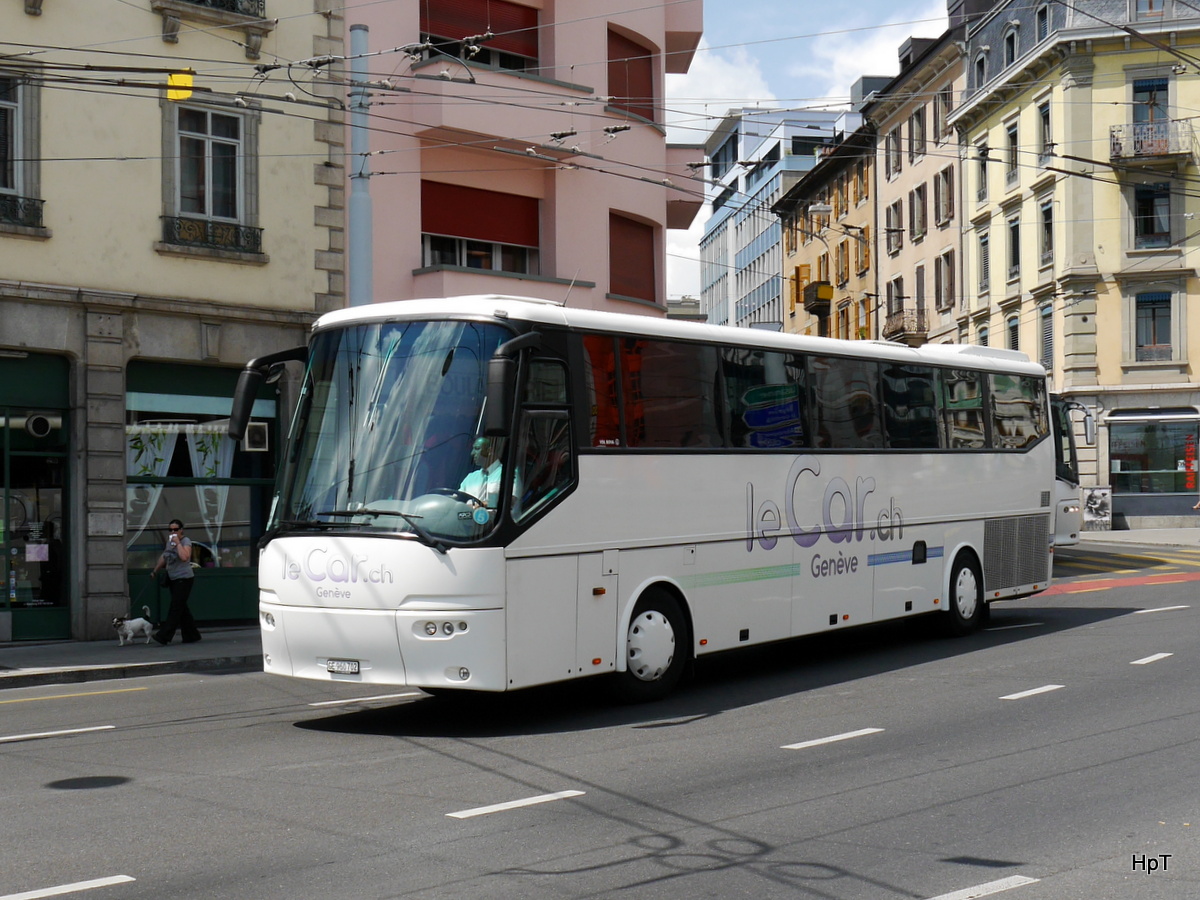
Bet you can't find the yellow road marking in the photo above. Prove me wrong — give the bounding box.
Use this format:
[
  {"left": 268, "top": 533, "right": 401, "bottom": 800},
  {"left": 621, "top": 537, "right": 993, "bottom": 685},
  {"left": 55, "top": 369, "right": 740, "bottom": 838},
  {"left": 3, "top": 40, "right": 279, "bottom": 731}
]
[{"left": 0, "top": 687, "right": 148, "bottom": 705}]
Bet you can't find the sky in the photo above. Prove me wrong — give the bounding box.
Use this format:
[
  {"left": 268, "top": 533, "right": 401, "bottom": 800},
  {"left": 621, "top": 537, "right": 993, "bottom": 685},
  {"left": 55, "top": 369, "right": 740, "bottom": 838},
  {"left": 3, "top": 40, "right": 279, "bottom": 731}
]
[{"left": 664, "top": 0, "right": 951, "bottom": 298}]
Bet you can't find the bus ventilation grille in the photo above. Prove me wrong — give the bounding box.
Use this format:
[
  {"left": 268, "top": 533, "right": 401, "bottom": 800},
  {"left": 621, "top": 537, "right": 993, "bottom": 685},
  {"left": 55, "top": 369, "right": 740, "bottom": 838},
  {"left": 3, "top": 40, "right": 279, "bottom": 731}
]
[
  {"left": 1040, "top": 490, "right": 1051, "bottom": 507},
  {"left": 984, "top": 515, "right": 1050, "bottom": 590}
]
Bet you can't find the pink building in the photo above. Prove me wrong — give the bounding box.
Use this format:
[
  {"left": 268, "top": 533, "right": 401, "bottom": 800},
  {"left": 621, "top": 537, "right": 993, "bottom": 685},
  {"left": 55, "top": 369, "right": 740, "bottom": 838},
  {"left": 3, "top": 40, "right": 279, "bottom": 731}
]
[{"left": 351, "top": 0, "right": 703, "bottom": 313}]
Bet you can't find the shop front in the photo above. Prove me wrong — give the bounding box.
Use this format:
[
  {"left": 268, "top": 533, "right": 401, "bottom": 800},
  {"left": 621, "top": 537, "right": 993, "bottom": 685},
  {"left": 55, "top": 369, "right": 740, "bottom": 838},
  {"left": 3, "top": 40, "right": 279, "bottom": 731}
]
[
  {"left": 1, "top": 352, "right": 70, "bottom": 641},
  {"left": 1107, "top": 408, "right": 1200, "bottom": 523},
  {"left": 124, "top": 361, "right": 277, "bottom": 625}
]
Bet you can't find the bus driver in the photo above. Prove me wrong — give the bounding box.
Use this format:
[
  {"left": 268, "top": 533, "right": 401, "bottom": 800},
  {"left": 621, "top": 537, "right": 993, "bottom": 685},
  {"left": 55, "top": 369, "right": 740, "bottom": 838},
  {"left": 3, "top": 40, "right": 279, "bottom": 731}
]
[{"left": 459, "top": 437, "right": 504, "bottom": 510}]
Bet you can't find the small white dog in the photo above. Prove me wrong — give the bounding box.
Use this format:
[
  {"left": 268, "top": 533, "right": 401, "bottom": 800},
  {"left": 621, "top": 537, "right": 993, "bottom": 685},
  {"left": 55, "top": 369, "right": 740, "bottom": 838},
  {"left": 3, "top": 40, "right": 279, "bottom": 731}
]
[{"left": 113, "top": 606, "right": 155, "bottom": 646}]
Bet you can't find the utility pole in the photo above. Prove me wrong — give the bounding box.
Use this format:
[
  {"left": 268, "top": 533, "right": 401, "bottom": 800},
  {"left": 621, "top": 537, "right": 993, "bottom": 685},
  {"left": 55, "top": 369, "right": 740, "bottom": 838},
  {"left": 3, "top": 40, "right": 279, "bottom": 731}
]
[{"left": 348, "top": 24, "right": 372, "bottom": 307}]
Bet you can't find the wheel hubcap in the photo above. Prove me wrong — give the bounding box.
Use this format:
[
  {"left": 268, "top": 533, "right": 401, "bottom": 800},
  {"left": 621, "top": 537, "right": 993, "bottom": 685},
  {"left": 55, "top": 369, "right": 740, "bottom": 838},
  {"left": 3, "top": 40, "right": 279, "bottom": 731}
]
[
  {"left": 627, "top": 610, "right": 676, "bottom": 682},
  {"left": 955, "top": 567, "right": 978, "bottom": 620}
]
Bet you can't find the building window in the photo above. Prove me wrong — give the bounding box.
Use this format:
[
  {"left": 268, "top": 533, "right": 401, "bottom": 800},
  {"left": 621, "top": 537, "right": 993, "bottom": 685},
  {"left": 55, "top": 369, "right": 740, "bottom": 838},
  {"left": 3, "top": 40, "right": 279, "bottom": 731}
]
[
  {"left": 421, "top": 181, "right": 539, "bottom": 274},
  {"left": 1040, "top": 304, "right": 1053, "bottom": 369},
  {"left": 909, "top": 184, "right": 928, "bottom": 241},
  {"left": 608, "top": 30, "right": 656, "bottom": 123},
  {"left": 1135, "top": 291, "right": 1172, "bottom": 360},
  {"left": 886, "top": 276, "right": 905, "bottom": 316},
  {"left": 934, "top": 167, "right": 954, "bottom": 225},
  {"left": 609, "top": 212, "right": 657, "bottom": 303},
  {"left": 1036, "top": 5, "right": 1050, "bottom": 41},
  {"left": 1003, "top": 28, "right": 1018, "bottom": 68},
  {"left": 1005, "top": 121, "right": 1019, "bottom": 187},
  {"left": 1133, "top": 182, "right": 1172, "bottom": 249},
  {"left": 934, "top": 85, "right": 953, "bottom": 142},
  {"left": 976, "top": 143, "right": 989, "bottom": 202},
  {"left": 1136, "top": 0, "right": 1166, "bottom": 19},
  {"left": 974, "top": 52, "right": 987, "bottom": 89},
  {"left": 978, "top": 325, "right": 989, "bottom": 346},
  {"left": 854, "top": 225, "right": 871, "bottom": 273},
  {"left": 935, "top": 249, "right": 955, "bottom": 311},
  {"left": 1038, "top": 100, "right": 1053, "bottom": 163},
  {"left": 886, "top": 128, "right": 903, "bottom": 178},
  {"left": 978, "top": 231, "right": 991, "bottom": 294},
  {"left": 0, "top": 71, "right": 43, "bottom": 230},
  {"left": 909, "top": 106, "right": 926, "bottom": 161},
  {"left": 1039, "top": 198, "right": 1054, "bottom": 265},
  {"left": 1007, "top": 214, "right": 1021, "bottom": 281},
  {"left": 162, "top": 102, "right": 261, "bottom": 254},
  {"left": 886, "top": 200, "right": 904, "bottom": 254},
  {"left": 420, "top": 0, "right": 539, "bottom": 71},
  {"left": 1007, "top": 314, "right": 1020, "bottom": 350}
]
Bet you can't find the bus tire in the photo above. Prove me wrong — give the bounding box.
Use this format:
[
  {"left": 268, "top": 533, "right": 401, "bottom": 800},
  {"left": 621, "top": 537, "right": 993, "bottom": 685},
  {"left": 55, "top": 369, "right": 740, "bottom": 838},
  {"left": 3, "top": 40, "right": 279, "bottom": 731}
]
[
  {"left": 613, "top": 589, "right": 689, "bottom": 703},
  {"left": 943, "top": 552, "right": 984, "bottom": 637}
]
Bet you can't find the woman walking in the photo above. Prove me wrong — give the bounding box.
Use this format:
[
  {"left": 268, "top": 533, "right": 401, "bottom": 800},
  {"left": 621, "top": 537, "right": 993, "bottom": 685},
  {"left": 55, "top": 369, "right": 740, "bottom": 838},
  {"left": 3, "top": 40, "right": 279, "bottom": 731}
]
[{"left": 149, "top": 519, "right": 201, "bottom": 644}]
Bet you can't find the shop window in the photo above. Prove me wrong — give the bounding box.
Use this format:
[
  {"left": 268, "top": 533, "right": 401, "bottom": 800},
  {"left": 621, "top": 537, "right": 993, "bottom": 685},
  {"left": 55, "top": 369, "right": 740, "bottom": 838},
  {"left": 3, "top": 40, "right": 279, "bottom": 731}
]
[
  {"left": 1110, "top": 412, "right": 1198, "bottom": 493},
  {"left": 125, "top": 362, "right": 276, "bottom": 571}
]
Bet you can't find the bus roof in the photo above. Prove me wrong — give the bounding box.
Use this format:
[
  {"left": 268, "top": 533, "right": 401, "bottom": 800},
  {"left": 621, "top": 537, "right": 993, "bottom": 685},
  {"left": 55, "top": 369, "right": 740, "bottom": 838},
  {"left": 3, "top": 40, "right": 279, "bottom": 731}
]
[{"left": 314, "top": 295, "right": 1047, "bottom": 377}]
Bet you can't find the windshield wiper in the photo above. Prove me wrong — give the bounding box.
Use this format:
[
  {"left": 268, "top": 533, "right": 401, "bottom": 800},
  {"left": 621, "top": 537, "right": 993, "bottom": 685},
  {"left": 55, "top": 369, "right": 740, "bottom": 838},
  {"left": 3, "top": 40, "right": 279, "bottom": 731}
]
[{"left": 319, "top": 508, "right": 448, "bottom": 554}]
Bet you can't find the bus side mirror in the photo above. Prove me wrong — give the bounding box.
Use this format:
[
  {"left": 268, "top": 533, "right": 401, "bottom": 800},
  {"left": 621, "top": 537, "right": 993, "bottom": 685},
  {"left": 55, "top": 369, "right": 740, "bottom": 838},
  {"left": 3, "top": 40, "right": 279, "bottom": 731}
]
[
  {"left": 484, "top": 331, "right": 542, "bottom": 437},
  {"left": 228, "top": 346, "right": 307, "bottom": 441},
  {"left": 1083, "top": 412, "right": 1096, "bottom": 446}
]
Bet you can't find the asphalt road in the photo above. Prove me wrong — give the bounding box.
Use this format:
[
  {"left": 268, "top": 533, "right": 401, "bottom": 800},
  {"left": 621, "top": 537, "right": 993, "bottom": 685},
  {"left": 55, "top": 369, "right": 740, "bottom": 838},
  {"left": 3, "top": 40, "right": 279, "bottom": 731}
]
[{"left": 2, "top": 544, "right": 1198, "bottom": 900}]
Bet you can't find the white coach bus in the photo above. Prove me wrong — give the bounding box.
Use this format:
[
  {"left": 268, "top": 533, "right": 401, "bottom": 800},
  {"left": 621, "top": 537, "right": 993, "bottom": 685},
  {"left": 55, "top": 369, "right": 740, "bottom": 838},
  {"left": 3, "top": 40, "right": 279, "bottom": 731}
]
[{"left": 229, "top": 296, "right": 1055, "bottom": 701}]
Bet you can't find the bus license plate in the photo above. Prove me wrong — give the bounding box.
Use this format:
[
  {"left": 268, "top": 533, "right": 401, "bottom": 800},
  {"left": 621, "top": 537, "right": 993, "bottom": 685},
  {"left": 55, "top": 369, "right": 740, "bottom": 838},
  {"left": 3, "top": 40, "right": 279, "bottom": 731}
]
[{"left": 326, "top": 659, "right": 360, "bottom": 675}]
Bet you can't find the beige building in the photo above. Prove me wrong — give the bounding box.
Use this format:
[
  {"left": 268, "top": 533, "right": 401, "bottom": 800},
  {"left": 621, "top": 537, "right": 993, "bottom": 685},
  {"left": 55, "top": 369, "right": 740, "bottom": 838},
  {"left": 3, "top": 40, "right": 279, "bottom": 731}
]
[
  {"left": 952, "top": 0, "right": 1200, "bottom": 525},
  {"left": 0, "top": 0, "right": 343, "bottom": 639},
  {"left": 865, "top": 32, "right": 965, "bottom": 347}
]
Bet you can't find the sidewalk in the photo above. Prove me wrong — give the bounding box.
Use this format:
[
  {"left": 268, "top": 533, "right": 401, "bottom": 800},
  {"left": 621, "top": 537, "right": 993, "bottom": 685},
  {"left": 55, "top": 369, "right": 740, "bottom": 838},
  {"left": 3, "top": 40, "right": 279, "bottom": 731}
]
[
  {"left": 0, "top": 626, "right": 262, "bottom": 690},
  {"left": 2, "top": 529, "right": 1198, "bottom": 691}
]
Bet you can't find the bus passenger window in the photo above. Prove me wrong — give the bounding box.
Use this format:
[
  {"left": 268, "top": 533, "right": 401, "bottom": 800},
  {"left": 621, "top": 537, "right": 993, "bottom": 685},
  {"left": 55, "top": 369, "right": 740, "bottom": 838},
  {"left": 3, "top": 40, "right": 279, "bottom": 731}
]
[
  {"left": 621, "top": 339, "right": 723, "bottom": 449},
  {"left": 882, "top": 364, "right": 940, "bottom": 449},
  {"left": 943, "top": 369, "right": 987, "bottom": 449},
  {"left": 582, "top": 334, "right": 621, "bottom": 447},
  {"left": 721, "top": 347, "right": 808, "bottom": 449},
  {"left": 989, "top": 374, "right": 1047, "bottom": 449},
  {"left": 811, "top": 356, "right": 884, "bottom": 450}
]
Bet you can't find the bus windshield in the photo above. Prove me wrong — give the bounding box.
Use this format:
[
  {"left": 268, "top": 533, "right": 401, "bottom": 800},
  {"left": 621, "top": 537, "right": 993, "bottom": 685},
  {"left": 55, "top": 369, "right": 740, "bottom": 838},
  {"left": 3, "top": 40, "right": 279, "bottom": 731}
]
[{"left": 271, "top": 319, "right": 513, "bottom": 546}]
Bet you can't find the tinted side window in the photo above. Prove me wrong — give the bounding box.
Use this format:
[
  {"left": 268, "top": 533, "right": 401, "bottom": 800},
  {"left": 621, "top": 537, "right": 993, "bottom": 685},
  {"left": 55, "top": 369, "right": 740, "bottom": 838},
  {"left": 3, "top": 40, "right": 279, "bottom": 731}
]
[
  {"left": 722, "top": 348, "right": 809, "bottom": 449},
  {"left": 582, "top": 334, "right": 621, "bottom": 447},
  {"left": 882, "top": 364, "right": 941, "bottom": 449},
  {"left": 943, "top": 369, "right": 987, "bottom": 449},
  {"left": 811, "top": 356, "right": 884, "bottom": 449},
  {"left": 622, "top": 339, "right": 723, "bottom": 448},
  {"left": 989, "top": 373, "right": 1047, "bottom": 449}
]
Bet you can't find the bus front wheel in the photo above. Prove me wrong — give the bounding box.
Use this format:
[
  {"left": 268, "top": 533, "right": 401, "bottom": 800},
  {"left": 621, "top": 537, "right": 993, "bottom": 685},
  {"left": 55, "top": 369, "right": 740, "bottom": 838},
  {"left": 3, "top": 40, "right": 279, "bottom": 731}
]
[
  {"left": 614, "top": 590, "right": 688, "bottom": 703},
  {"left": 944, "top": 553, "right": 985, "bottom": 636}
]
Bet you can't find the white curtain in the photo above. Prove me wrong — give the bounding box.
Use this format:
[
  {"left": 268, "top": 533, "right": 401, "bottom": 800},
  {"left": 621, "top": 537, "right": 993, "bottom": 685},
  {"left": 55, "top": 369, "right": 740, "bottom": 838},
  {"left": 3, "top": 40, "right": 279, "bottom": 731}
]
[
  {"left": 186, "top": 426, "right": 236, "bottom": 564},
  {"left": 125, "top": 426, "right": 179, "bottom": 549}
]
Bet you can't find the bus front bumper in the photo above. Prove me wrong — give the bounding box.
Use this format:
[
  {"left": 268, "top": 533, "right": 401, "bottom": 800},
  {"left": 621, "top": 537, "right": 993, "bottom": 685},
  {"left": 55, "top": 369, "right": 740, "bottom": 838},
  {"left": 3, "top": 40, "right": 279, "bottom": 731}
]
[{"left": 260, "top": 600, "right": 508, "bottom": 691}]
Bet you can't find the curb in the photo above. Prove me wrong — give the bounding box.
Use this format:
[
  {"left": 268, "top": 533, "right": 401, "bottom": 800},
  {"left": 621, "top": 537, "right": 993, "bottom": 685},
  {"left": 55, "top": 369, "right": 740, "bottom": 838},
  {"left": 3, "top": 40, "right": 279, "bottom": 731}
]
[{"left": 0, "top": 655, "right": 263, "bottom": 690}]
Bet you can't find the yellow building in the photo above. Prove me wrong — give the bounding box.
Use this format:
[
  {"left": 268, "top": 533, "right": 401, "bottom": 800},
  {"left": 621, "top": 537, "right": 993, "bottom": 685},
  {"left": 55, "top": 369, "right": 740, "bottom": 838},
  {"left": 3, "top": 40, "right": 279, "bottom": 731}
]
[{"left": 952, "top": 0, "right": 1200, "bottom": 525}]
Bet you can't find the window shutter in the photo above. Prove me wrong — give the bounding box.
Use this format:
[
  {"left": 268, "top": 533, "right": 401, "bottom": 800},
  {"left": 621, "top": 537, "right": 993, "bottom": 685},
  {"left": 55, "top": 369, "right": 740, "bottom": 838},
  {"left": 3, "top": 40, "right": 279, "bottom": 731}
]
[
  {"left": 420, "top": 0, "right": 538, "bottom": 59},
  {"left": 608, "top": 30, "right": 655, "bottom": 121},
  {"left": 610, "top": 213, "right": 656, "bottom": 302},
  {"left": 421, "top": 180, "right": 538, "bottom": 246}
]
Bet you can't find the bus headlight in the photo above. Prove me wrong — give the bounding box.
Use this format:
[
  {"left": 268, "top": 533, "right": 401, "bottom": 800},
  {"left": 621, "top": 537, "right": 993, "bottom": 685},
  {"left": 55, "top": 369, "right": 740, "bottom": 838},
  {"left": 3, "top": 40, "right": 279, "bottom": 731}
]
[
  {"left": 442, "top": 621, "right": 455, "bottom": 636},
  {"left": 458, "top": 667, "right": 470, "bottom": 681},
  {"left": 425, "top": 621, "right": 438, "bottom": 636}
]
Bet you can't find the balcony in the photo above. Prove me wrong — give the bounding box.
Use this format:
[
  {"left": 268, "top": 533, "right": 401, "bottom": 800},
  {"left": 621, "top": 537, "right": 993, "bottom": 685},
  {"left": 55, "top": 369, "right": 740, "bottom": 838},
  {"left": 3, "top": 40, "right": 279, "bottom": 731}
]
[
  {"left": 803, "top": 281, "right": 833, "bottom": 316},
  {"left": 151, "top": 0, "right": 273, "bottom": 58},
  {"left": 882, "top": 308, "right": 928, "bottom": 346},
  {"left": 1109, "top": 120, "right": 1197, "bottom": 165},
  {"left": 0, "top": 195, "right": 45, "bottom": 229},
  {"left": 162, "top": 216, "right": 263, "bottom": 254}
]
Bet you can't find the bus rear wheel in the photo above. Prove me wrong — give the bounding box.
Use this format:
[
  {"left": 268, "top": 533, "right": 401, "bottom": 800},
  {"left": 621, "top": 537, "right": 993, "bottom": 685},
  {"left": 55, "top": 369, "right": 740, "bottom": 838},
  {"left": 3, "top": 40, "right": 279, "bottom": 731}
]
[
  {"left": 944, "top": 553, "right": 985, "bottom": 636},
  {"left": 613, "top": 590, "right": 688, "bottom": 703}
]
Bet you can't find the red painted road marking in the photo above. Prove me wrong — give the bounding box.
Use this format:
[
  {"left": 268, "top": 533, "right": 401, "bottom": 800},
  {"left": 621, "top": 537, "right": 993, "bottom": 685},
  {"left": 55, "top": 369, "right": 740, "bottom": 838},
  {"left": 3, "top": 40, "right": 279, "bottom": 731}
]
[{"left": 1043, "top": 570, "right": 1200, "bottom": 596}]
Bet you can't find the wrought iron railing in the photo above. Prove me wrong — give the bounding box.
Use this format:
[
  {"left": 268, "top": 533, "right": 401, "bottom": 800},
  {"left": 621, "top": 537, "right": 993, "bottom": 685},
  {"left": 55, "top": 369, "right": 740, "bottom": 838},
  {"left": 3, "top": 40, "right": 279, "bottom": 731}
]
[
  {"left": 0, "top": 194, "right": 45, "bottom": 228},
  {"left": 1110, "top": 120, "right": 1195, "bottom": 160},
  {"left": 163, "top": 216, "right": 263, "bottom": 253},
  {"left": 178, "top": 0, "right": 266, "bottom": 16},
  {"left": 882, "top": 309, "right": 928, "bottom": 340}
]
